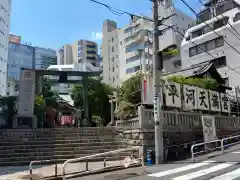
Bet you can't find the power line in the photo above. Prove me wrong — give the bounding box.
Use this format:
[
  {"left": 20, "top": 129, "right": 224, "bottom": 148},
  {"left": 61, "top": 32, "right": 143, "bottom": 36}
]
[
  {"left": 89, "top": 0, "right": 153, "bottom": 22},
  {"left": 179, "top": 0, "right": 240, "bottom": 76},
  {"left": 180, "top": 0, "right": 240, "bottom": 56},
  {"left": 198, "top": 0, "right": 240, "bottom": 41}
]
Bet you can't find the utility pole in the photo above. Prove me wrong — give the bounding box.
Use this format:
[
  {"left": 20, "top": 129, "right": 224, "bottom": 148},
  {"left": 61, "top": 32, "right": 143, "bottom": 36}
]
[{"left": 152, "top": 0, "right": 164, "bottom": 164}]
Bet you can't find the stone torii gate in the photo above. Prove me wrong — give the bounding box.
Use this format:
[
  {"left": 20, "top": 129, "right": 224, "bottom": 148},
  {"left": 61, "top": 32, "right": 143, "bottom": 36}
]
[{"left": 15, "top": 68, "right": 102, "bottom": 128}]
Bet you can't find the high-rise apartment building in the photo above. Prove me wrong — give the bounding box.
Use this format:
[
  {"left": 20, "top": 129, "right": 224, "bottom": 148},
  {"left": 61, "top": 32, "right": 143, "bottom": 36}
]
[
  {"left": 0, "top": 0, "right": 11, "bottom": 96},
  {"left": 102, "top": 0, "right": 194, "bottom": 88},
  {"left": 57, "top": 40, "right": 98, "bottom": 66}
]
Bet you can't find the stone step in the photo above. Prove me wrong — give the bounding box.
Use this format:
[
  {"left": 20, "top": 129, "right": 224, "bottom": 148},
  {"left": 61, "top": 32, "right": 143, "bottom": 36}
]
[
  {"left": 1, "top": 132, "right": 119, "bottom": 139},
  {"left": 0, "top": 156, "right": 126, "bottom": 166},
  {"left": 0, "top": 138, "right": 123, "bottom": 146},
  {"left": 0, "top": 148, "right": 130, "bottom": 158},
  {"left": 0, "top": 135, "right": 122, "bottom": 142},
  {"left": 0, "top": 145, "right": 125, "bottom": 154},
  {"left": 0, "top": 153, "right": 130, "bottom": 163},
  {"left": 0, "top": 141, "right": 124, "bottom": 150}
]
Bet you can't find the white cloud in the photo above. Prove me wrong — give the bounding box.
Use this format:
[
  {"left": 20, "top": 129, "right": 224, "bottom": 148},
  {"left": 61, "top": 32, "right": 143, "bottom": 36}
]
[{"left": 91, "top": 32, "right": 102, "bottom": 40}]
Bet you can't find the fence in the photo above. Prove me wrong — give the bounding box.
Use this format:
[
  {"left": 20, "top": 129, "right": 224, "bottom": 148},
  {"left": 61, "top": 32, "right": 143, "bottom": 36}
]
[{"left": 116, "top": 106, "right": 240, "bottom": 131}]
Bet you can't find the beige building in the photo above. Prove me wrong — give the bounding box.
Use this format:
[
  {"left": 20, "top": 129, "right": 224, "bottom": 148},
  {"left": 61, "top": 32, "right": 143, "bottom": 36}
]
[
  {"left": 101, "top": 0, "right": 194, "bottom": 88},
  {"left": 57, "top": 40, "right": 98, "bottom": 66}
]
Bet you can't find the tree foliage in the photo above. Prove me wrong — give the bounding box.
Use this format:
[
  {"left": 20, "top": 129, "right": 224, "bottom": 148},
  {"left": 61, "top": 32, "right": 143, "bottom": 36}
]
[
  {"left": 115, "top": 73, "right": 143, "bottom": 119},
  {"left": 167, "top": 75, "right": 219, "bottom": 90},
  {"left": 71, "top": 78, "right": 114, "bottom": 125}
]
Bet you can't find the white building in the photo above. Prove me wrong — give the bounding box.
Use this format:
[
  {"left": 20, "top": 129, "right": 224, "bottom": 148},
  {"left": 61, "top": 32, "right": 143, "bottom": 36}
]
[
  {"left": 102, "top": 0, "right": 194, "bottom": 88},
  {"left": 181, "top": 0, "right": 240, "bottom": 95},
  {"left": 0, "top": 0, "right": 11, "bottom": 96}
]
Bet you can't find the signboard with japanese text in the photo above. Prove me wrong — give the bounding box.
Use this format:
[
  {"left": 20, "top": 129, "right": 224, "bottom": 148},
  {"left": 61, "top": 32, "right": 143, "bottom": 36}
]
[
  {"left": 183, "top": 85, "right": 197, "bottom": 110},
  {"left": 220, "top": 93, "right": 230, "bottom": 113},
  {"left": 201, "top": 115, "right": 217, "bottom": 142},
  {"left": 197, "top": 87, "right": 210, "bottom": 111},
  {"left": 209, "top": 91, "right": 221, "bottom": 112},
  {"left": 165, "top": 83, "right": 181, "bottom": 108},
  {"left": 18, "top": 70, "right": 35, "bottom": 117}
]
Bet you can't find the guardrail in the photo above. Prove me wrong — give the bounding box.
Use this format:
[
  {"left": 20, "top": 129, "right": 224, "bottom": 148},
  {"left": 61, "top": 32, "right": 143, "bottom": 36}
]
[
  {"left": 62, "top": 147, "right": 141, "bottom": 180},
  {"left": 191, "top": 139, "right": 222, "bottom": 159},
  {"left": 29, "top": 159, "right": 62, "bottom": 180},
  {"left": 191, "top": 135, "right": 240, "bottom": 159},
  {"left": 221, "top": 134, "right": 240, "bottom": 153}
]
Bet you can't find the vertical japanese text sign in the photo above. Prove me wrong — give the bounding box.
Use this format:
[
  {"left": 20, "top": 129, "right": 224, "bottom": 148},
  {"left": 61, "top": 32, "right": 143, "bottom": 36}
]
[
  {"left": 197, "top": 87, "right": 210, "bottom": 111},
  {"left": 165, "top": 83, "right": 181, "bottom": 107},
  {"left": 220, "top": 93, "right": 230, "bottom": 113},
  {"left": 209, "top": 90, "right": 221, "bottom": 112},
  {"left": 18, "top": 70, "right": 36, "bottom": 117},
  {"left": 183, "top": 85, "right": 197, "bottom": 110}
]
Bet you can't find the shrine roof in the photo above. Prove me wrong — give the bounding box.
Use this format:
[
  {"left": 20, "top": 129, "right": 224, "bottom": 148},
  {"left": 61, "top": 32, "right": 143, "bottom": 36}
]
[{"left": 163, "top": 61, "right": 212, "bottom": 78}]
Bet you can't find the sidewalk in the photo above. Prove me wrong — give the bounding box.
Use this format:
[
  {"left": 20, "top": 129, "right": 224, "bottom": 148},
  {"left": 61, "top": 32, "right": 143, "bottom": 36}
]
[{"left": 0, "top": 161, "right": 122, "bottom": 180}]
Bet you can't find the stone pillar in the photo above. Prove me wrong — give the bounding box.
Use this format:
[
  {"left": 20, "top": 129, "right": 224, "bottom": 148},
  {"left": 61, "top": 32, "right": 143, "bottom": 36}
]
[{"left": 82, "top": 77, "right": 89, "bottom": 126}]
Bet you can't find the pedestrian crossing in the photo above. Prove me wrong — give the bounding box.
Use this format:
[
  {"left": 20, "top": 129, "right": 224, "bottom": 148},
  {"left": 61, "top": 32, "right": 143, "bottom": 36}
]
[{"left": 148, "top": 160, "right": 240, "bottom": 180}]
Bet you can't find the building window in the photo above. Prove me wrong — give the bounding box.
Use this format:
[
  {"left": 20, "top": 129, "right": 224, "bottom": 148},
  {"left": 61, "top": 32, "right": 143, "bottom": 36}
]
[
  {"left": 189, "top": 47, "right": 197, "bottom": 57},
  {"left": 234, "top": 13, "right": 240, "bottom": 22},
  {"left": 211, "top": 56, "right": 226, "bottom": 68},
  {"left": 223, "top": 77, "right": 229, "bottom": 86},
  {"left": 112, "top": 57, "right": 114, "bottom": 62},
  {"left": 189, "top": 36, "right": 224, "bottom": 57},
  {"left": 112, "top": 66, "right": 115, "bottom": 72},
  {"left": 126, "top": 66, "right": 140, "bottom": 74},
  {"left": 215, "top": 36, "right": 224, "bottom": 47},
  {"left": 112, "top": 46, "right": 114, "bottom": 52},
  {"left": 213, "top": 17, "right": 229, "bottom": 30}
]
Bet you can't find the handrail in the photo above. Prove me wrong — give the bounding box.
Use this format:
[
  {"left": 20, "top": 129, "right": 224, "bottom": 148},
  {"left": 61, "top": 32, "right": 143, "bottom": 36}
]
[
  {"left": 221, "top": 134, "right": 240, "bottom": 153},
  {"left": 62, "top": 147, "right": 141, "bottom": 179},
  {"left": 62, "top": 147, "right": 143, "bottom": 179},
  {"left": 29, "top": 159, "right": 61, "bottom": 180},
  {"left": 191, "top": 139, "right": 221, "bottom": 159}
]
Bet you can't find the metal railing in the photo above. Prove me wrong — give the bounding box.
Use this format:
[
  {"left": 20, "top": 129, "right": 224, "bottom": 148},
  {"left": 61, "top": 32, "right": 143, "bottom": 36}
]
[
  {"left": 221, "top": 134, "right": 240, "bottom": 153},
  {"left": 191, "top": 139, "right": 222, "bottom": 159},
  {"left": 62, "top": 147, "right": 142, "bottom": 180},
  {"left": 191, "top": 135, "right": 240, "bottom": 159},
  {"left": 29, "top": 160, "right": 61, "bottom": 180}
]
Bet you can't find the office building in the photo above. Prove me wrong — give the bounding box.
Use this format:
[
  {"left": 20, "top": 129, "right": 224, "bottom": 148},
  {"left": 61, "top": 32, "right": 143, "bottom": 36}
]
[
  {"left": 7, "top": 42, "right": 35, "bottom": 96},
  {"left": 35, "top": 47, "right": 57, "bottom": 69},
  {"left": 0, "top": 0, "right": 11, "bottom": 96},
  {"left": 7, "top": 43, "right": 57, "bottom": 96},
  {"left": 181, "top": 0, "right": 240, "bottom": 95},
  {"left": 101, "top": 0, "right": 194, "bottom": 88}
]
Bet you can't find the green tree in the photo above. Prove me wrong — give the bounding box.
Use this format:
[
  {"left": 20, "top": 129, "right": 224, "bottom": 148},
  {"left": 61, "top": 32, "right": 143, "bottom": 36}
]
[
  {"left": 0, "top": 96, "right": 17, "bottom": 128},
  {"left": 115, "top": 73, "right": 143, "bottom": 119},
  {"left": 71, "top": 79, "right": 114, "bottom": 125}
]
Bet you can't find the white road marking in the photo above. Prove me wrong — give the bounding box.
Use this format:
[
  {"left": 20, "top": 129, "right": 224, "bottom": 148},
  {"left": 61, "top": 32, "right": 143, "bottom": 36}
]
[
  {"left": 148, "top": 161, "right": 215, "bottom": 177},
  {"left": 231, "top": 151, "right": 240, "bottom": 154},
  {"left": 173, "top": 162, "right": 236, "bottom": 180},
  {"left": 209, "top": 168, "right": 240, "bottom": 180}
]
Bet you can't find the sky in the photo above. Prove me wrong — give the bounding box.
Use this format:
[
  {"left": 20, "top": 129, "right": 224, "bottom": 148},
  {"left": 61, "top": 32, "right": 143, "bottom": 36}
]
[{"left": 10, "top": 0, "right": 202, "bottom": 50}]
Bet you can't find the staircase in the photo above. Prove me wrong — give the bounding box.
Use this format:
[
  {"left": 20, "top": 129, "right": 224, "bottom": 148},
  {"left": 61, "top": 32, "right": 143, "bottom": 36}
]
[{"left": 0, "top": 127, "right": 128, "bottom": 166}]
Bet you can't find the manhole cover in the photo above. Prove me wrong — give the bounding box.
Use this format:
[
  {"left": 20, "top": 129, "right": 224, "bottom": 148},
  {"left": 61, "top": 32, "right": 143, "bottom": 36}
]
[{"left": 104, "top": 173, "right": 138, "bottom": 180}]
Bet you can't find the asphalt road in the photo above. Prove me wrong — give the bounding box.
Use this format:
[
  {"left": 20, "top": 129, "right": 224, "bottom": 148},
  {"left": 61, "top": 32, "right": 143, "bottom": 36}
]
[{"left": 71, "top": 148, "right": 240, "bottom": 180}]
